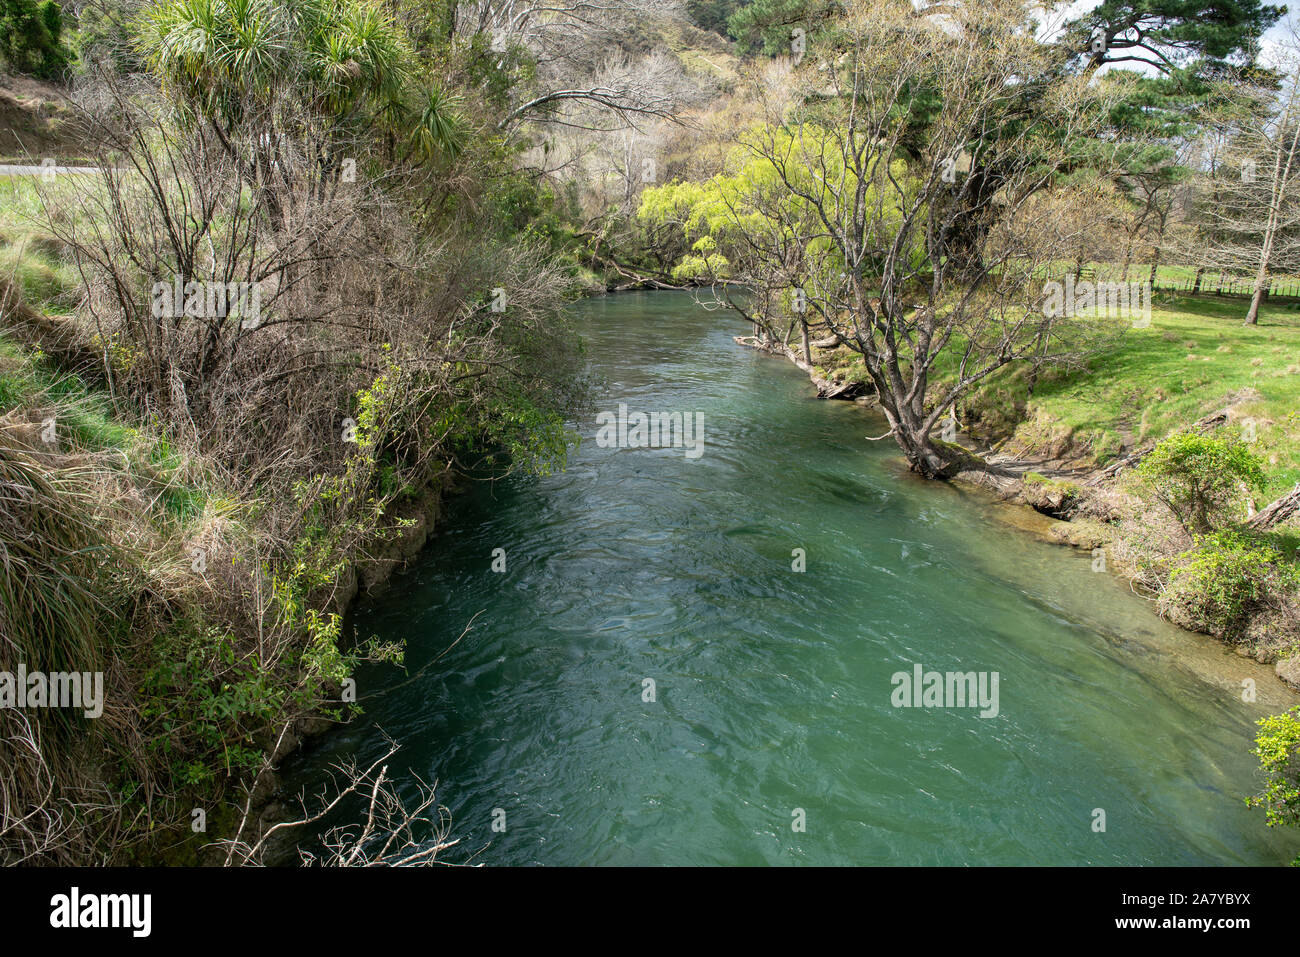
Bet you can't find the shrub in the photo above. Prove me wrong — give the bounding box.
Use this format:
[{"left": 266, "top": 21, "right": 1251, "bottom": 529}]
[
  {"left": 1137, "top": 432, "right": 1267, "bottom": 534},
  {"left": 1161, "top": 530, "right": 1300, "bottom": 640},
  {"left": 0, "top": 0, "right": 67, "bottom": 79},
  {"left": 69, "top": 0, "right": 149, "bottom": 75},
  {"left": 1247, "top": 706, "right": 1300, "bottom": 864}
]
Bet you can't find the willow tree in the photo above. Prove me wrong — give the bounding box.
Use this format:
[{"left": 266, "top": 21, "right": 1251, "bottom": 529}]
[{"left": 642, "top": 0, "right": 1118, "bottom": 478}]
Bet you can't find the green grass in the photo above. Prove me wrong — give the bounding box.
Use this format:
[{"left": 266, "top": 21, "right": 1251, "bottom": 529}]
[
  {"left": 0, "top": 333, "right": 210, "bottom": 528},
  {"left": 804, "top": 284, "right": 1300, "bottom": 500},
  {"left": 0, "top": 242, "right": 78, "bottom": 311},
  {"left": 968, "top": 292, "right": 1300, "bottom": 497},
  {"left": 0, "top": 177, "right": 84, "bottom": 314},
  {"left": 0, "top": 172, "right": 270, "bottom": 538}
]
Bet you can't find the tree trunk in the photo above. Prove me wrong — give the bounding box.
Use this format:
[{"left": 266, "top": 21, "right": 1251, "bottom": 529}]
[
  {"left": 889, "top": 412, "right": 960, "bottom": 480},
  {"left": 800, "top": 318, "right": 812, "bottom": 366},
  {"left": 1245, "top": 255, "right": 1270, "bottom": 325},
  {"left": 1248, "top": 482, "right": 1300, "bottom": 531},
  {"left": 1147, "top": 213, "right": 1168, "bottom": 290},
  {"left": 1245, "top": 205, "right": 1276, "bottom": 324},
  {"left": 1192, "top": 266, "right": 1204, "bottom": 294}
]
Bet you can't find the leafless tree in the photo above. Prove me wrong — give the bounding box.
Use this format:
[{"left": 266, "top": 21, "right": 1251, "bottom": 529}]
[
  {"left": 1117, "top": 140, "right": 1194, "bottom": 286},
  {"left": 450, "top": 0, "right": 696, "bottom": 134},
  {"left": 1191, "top": 25, "right": 1300, "bottom": 323}
]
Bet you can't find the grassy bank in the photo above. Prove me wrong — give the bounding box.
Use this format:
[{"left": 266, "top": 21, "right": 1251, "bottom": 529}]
[
  {"left": 966, "top": 293, "right": 1300, "bottom": 497},
  {"left": 0, "top": 217, "right": 559, "bottom": 863},
  {"left": 0, "top": 287, "right": 438, "bottom": 863},
  {"left": 804, "top": 289, "right": 1300, "bottom": 497}
]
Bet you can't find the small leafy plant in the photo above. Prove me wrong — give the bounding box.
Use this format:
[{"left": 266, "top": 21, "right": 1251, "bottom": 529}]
[
  {"left": 1162, "top": 530, "right": 1299, "bottom": 640},
  {"left": 1138, "top": 432, "right": 1266, "bottom": 533},
  {"left": 1248, "top": 706, "right": 1300, "bottom": 864}
]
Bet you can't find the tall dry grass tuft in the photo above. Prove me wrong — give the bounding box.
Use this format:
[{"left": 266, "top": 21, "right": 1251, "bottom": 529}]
[
  {"left": 0, "top": 425, "right": 120, "bottom": 863},
  {"left": 0, "top": 443, "right": 109, "bottom": 680}
]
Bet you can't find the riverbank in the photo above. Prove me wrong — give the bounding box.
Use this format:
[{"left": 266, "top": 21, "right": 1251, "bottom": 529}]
[
  {"left": 0, "top": 304, "right": 463, "bottom": 863},
  {"left": 734, "top": 298, "right": 1300, "bottom": 694},
  {"left": 1, "top": 150, "right": 581, "bottom": 865}
]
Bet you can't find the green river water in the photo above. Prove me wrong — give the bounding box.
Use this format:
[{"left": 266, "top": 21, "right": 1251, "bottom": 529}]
[{"left": 286, "top": 290, "right": 1300, "bottom": 865}]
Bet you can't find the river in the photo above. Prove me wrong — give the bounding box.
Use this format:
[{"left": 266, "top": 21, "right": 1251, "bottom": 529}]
[{"left": 284, "top": 290, "right": 1299, "bottom": 866}]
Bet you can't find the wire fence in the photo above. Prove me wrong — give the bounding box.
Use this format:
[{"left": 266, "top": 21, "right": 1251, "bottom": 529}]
[{"left": 1146, "top": 273, "right": 1300, "bottom": 299}]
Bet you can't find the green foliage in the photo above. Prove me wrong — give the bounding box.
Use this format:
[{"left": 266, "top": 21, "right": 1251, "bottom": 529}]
[
  {"left": 478, "top": 386, "right": 574, "bottom": 477},
  {"left": 426, "top": 378, "right": 574, "bottom": 478},
  {"left": 1069, "top": 0, "right": 1285, "bottom": 76},
  {"left": 143, "top": 0, "right": 401, "bottom": 114},
  {"left": 1137, "top": 432, "right": 1266, "bottom": 533},
  {"left": 639, "top": 124, "right": 919, "bottom": 283},
  {"left": 141, "top": 0, "right": 463, "bottom": 160},
  {"left": 1051, "top": 1, "right": 1286, "bottom": 163},
  {"left": 1164, "top": 529, "right": 1298, "bottom": 640},
  {"left": 0, "top": 0, "right": 67, "bottom": 78},
  {"left": 670, "top": 235, "right": 730, "bottom": 282},
  {"left": 410, "top": 82, "right": 465, "bottom": 161},
  {"left": 686, "top": 0, "right": 739, "bottom": 37},
  {"left": 458, "top": 30, "right": 534, "bottom": 114},
  {"left": 493, "top": 175, "right": 557, "bottom": 238},
  {"left": 1248, "top": 705, "right": 1300, "bottom": 862},
  {"left": 140, "top": 622, "right": 283, "bottom": 781},
  {"left": 726, "top": 0, "right": 837, "bottom": 57}
]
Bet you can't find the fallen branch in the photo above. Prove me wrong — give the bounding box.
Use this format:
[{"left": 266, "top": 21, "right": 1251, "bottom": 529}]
[{"left": 1248, "top": 482, "right": 1300, "bottom": 531}]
